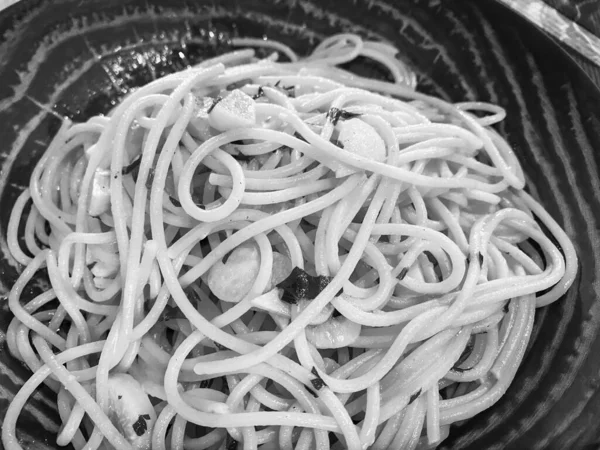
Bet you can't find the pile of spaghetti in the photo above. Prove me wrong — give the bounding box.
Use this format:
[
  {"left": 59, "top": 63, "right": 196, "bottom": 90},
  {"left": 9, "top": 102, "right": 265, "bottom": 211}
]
[{"left": 2, "top": 34, "right": 577, "bottom": 450}]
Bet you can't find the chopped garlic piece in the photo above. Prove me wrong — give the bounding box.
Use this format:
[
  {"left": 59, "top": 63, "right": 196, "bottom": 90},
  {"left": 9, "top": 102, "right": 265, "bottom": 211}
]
[
  {"left": 89, "top": 169, "right": 111, "bottom": 217},
  {"left": 208, "top": 89, "right": 256, "bottom": 131},
  {"left": 334, "top": 118, "right": 386, "bottom": 177},
  {"left": 188, "top": 96, "right": 214, "bottom": 140},
  {"left": 86, "top": 244, "right": 120, "bottom": 279}
]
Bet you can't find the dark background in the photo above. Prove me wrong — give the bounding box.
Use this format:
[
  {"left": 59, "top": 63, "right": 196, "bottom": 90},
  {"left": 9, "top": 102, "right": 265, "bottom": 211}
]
[
  {"left": 545, "top": 0, "right": 600, "bottom": 32},
  {"left": 540, "top": 0, "right": 600, "bottom": 84}
]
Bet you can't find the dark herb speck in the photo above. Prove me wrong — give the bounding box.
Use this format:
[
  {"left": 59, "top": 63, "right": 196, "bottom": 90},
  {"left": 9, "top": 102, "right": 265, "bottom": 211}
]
[
  {"left": 310, "top": 366, "right": 326, "bottom": 391},
  {"left": 327, "top": 107, "right": 361, "bottom": 125},
  {"left": 293, "top": 132, "right": 307, "bottom": 142},
  {"left": 252, "top": 86, "right": 265, "bottom": 100},
  {"left": 132, "top": 415, "right": 149, "bottom": 436},
  {"left": 276, "top": 267, "right": 333, "bottom": 304},
  {"left": 274, "top": 80, "right": 295, "bottom": 97},
  {"left": 145, "top": 168, "right": 155, "bottom": 190}
]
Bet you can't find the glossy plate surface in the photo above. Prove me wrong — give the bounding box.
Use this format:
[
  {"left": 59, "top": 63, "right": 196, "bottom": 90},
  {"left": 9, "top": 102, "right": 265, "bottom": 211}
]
[{"left": 0, "top": 1, "right": 599, "bottom": 449}]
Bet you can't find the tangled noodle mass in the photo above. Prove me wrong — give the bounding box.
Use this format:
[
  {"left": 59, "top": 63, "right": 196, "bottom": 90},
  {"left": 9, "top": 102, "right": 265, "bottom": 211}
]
[{"left": 2, "top": 34, "right": 577, "bottom": 450}]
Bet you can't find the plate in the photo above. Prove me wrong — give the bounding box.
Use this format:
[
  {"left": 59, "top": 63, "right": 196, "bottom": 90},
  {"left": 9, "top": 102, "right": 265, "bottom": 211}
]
[{"left": 0, "top": 0, "right": 599, "bottom": 449}]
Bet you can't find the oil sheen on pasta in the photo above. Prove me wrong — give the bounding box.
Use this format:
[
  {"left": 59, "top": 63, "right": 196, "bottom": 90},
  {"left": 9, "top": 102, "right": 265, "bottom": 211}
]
[{"left": 1, "top": 34, "right": 577, "bottom": 450}]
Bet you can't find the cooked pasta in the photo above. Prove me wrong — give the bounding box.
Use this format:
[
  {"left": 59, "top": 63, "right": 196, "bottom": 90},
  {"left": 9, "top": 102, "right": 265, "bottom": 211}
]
[{"left": 1, "top": 33, "right": 577, "bottom": 450}]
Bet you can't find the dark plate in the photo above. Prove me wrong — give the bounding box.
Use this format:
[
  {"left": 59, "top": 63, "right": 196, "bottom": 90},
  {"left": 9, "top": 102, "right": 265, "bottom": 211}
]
[{"left": 0, "top": 0, "right": 599, "bottom": 449}]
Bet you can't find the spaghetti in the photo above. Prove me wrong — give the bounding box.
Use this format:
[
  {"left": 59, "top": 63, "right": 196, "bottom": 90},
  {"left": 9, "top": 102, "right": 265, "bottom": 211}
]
[{"left": 1, "top": 34, "right": 577, "bottom": 450}]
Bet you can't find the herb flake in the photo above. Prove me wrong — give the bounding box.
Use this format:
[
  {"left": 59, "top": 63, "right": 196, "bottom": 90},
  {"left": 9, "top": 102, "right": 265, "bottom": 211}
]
[
  {"left": 252, "top": 86, "right": 265, "bottom": 100},
  {"left": 310, "top": 366, "right": 326, "bottom": 391},
  {"left": 276, "top": 267, "right": 333, "bottom": 304},
  {"left": 326, "top": 107, "right": 361, "bottom": 125},
  {"left": 132, "top": 414, "right": 151, "bottom": 436}
]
